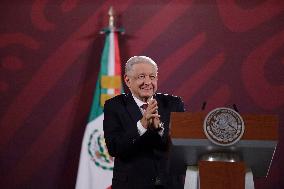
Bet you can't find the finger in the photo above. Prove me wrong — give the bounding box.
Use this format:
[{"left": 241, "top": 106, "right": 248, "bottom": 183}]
[
  {"left": 147, "top": 114, "right": 160, "bottom": 119},
  {"left": 145, "top": 102, "right": 157, "bottom": 111},
  {"left": 145, "top": 113, "right": 155, "bottom": 120},
  {"left": 154, "top": 117, "right": 160, "bottom": 121},
  {"left": 148, "top": 99, "right": 155, "bottom": 104},
  {"left": 147, "top": 104, "right": 155, "bottom": 111},
  {"left": 147, "top": 106, "right": 158, "bottom": 114},
  {"left": 148, "top": 99, "right": 157, "bottom": 107}
]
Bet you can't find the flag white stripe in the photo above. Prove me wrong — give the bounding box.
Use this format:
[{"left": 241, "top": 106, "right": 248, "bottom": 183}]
[
  {"left": 107, "top": 31, "right": 115, "bottom": 95},
  {"left": 75, "top": 114, "right": 113, "bottom": 189}
]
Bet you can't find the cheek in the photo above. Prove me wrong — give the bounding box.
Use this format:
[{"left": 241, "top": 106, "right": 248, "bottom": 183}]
[
  {"left": 153, "top": 82, "right": 158, "bottom": 88},
  {"left": 137, "top": 81, "right": 144, "bottom": 88}
]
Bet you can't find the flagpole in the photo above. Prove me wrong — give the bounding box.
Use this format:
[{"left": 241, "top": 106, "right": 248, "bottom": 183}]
[
  {"left": 75, "top": 7, "right": 124, "bottom": 189},
  {"left": 100, "top": 6, "right": 125, "bottom": 34},
  {"left": 108, "top": 6, "right": 114, "bottom": 29}
]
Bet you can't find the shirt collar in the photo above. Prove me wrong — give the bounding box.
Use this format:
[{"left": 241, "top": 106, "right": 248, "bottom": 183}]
[{"left": 132, "top": 94, "right": 153, "bottom": 108}]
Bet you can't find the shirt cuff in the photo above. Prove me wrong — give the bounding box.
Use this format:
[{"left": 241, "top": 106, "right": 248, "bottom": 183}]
[
  {"left": 137, "top": 120, "right": 147, "bottom": 136},
  {"left": 158, "top": 124, "right": 164, "bottom": 136}
]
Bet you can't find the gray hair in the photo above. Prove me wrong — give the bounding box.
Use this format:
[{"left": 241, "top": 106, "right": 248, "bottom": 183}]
[{"left": 125, "top": 56, "right": 158, "bottom": 75}]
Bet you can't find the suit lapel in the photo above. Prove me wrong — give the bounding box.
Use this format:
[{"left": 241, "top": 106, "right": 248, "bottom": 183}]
[
  {"left": 125, "top": 94, "right": 143, "bottom": 123},
  {"left": 154, "top": 94, "right": 167, "bottom": 124}
]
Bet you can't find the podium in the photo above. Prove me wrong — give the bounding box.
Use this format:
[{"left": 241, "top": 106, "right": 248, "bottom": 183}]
[{"left": 170, "top": 112, "right": 278, "bottom": 189}]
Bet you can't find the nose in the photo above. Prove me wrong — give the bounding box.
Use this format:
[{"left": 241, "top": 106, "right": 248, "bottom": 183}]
[{"left": 144, "top": 76, "right": 152, "bottom": 84}]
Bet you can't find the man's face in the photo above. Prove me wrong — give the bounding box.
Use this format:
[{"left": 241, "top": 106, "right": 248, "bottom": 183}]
[{"left": 124, "top": 62, "right": 158, "bottom": 102}]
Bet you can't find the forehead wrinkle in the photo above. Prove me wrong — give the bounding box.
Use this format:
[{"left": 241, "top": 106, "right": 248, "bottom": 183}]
[{"left": 129, "top": 68, "right": 157, "bottom": 77}]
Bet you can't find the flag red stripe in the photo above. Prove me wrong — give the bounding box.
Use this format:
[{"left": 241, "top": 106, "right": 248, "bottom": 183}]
[{"left": 114, "top": 32, "right": 122, "bottom": 94}]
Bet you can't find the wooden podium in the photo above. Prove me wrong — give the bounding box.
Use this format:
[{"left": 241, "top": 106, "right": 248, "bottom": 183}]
[{"left": 170, "top": 112, "right": 278, "bottom": 189}]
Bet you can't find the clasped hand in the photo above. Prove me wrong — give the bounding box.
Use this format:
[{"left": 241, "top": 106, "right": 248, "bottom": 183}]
[{"left": 140, "top": 99, "right": 160, "bottom": 130}]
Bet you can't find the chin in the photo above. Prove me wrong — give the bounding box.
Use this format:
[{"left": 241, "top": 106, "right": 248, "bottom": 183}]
[
  {"left": 143, "top": 94, "right": 153, "bottom": 99},
  {"left": 139, "top": 90, "right": 155, "bottom": 98}
]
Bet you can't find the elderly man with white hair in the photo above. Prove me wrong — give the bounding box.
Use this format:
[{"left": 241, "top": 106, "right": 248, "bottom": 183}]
[{"left": 103, "top": 56, "right": 185, "bottom": 189}]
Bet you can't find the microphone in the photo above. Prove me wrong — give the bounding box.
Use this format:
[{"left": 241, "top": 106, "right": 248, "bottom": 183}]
[
  {"left": 232, "top": 104, "right": 239, "bottom": 112},
  {"left": 201, "top": 101, "right": 207, "bottom": 111}
]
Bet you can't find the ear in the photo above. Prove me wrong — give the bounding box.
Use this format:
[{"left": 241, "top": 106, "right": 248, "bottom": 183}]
[{"left": 124, "top": 74, "right": 131, "bottom": 88}]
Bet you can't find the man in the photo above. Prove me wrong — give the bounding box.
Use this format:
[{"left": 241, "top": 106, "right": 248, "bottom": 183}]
[{"left": 103, "top": 56, "right": 185, "bottom": 189}]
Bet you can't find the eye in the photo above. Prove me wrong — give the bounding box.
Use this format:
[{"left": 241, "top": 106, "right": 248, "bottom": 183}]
[
  {"left": 138, "top": 75, "right": 145, "bottom": 80},
  {"left": 150, "top": 75, "right": 156, "bottom": 80}
]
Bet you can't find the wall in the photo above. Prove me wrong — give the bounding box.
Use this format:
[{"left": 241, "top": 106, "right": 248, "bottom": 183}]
[{"left": 0, "top": 0, "right": 283, "bottom": 188}]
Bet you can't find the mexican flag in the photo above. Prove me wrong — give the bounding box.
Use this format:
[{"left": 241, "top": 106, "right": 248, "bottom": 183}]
[{"left": 75, "top": 28, "right": 123, "bottom": 189}]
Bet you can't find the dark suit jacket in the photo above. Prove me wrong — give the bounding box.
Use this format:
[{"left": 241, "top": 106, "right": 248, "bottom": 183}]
[{"left": 103, "top": 93, "right": 185, "bottom": 189}]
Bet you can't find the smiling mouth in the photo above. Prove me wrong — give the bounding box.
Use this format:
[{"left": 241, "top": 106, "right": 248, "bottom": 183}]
[{"left": 141, "top": 88, "right": 152, "bottom": 90}]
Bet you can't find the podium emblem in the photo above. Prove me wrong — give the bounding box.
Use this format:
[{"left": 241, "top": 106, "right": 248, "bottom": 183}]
[{"left": 203, "top": 107, "right": 245, "bottom": 146}]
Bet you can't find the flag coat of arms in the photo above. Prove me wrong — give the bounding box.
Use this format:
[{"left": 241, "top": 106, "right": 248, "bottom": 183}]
[{"left": 75, "top": 27, "right": 123, "bottom": 189}]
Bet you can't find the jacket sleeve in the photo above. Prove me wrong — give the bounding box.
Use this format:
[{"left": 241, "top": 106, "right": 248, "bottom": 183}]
[{"left": 175, "top": 96, "right": 185, "bottom": 112}]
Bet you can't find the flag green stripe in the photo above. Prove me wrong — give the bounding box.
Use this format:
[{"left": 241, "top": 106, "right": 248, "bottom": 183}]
[
  {"left": 100, "top": 34, "right": 110, "bottom": 76},
  {"left": 88, "top": 34, "right": 110, "bottom": 121}
]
